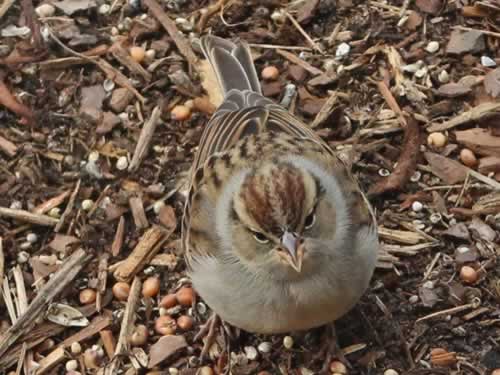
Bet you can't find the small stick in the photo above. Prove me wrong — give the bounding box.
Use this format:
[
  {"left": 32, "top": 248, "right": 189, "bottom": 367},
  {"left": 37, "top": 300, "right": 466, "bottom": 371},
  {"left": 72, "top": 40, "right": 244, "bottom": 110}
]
[
  {"left": 111, "top": 216, "right": 125, "bottom": 256},
  {"left": 377, "top": 80, "right": 407, "bottom": 127},
  {"left": 427, "top": 101, "right": 500, "bottom": 132},
  {"left": 96, "top": 253, "right": 109, "bottom": 312},
  {"left": 114, "top": 277, "right": 142, "bottom": 356},
  {"left": 128, "top": 106, "right": 161, "bottom": 173},
  {"left": 197, "top": 0, "right": 231, "bottom": 32},
  {"left": 248, "top": 43, "right": 312, "bottom": 51},
  {"left": 0, "top": 249, "right": 92, "bottom": 358},
  {"left": 0, "top": 135, "right": 17, "bottom": 157},
  {"left": 276, "top": 49, "right": 323, "bottom": 75},
  {"left": 33, "top": 190, "right": 70, "bottom": 215},
  {"left": 100, "top": 330, "right": 116, "bottom": 359},
  {"left": 423, "top": 252, "right": 441, "bottom": 281},
  {"left": 327, "top": 22, "right": 342, "bottom": 46},
  {"left": 0, "top": 0, "right": 15, "bottom": 19},
  {"left": 311, "top": 91, "right": 339, "bottom": 128},
  {"left": 55, "top": 179, "right": 80, "bottom": 232},
  {"left": 452, "top": 25, "right": 500, "bottom": 38},
  {"left": 285, "top": 11, "right": 324, "bottom": 53},
  {"left": 129, "top": 196, "right": 149, "bottom": 229},
  {"left": 0, "top": 207, "right": 58, "bottom": 226},
  {"left": 143, "top": 0, "right": 199, "bottom": 67},
  {"left": 416, "top": 299, "right": 481, "bottom": 323}
]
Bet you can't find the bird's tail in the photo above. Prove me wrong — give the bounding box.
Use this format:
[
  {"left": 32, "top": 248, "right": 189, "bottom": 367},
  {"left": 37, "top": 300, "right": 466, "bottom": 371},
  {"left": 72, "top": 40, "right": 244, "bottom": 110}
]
[{"left": 200, "top": 35, "right": 262, "bottom": 96}]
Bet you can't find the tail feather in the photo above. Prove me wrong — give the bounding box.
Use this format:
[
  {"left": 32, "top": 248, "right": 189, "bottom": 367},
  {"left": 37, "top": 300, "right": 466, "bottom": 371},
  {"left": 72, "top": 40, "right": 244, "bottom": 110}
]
[{"left": 200, "top": 35, "right": 262, "bottom": 96}]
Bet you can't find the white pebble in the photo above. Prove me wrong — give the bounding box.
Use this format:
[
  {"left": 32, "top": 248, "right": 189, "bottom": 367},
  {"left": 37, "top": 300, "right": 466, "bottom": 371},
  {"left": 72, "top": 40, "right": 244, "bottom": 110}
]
[
  {"left": 270, "top": 9, "right": 286, "bottom": 23},
  {"left": 402, "top": 60, "right": 424, "bottom": 73},
  {"left": 26, "top": 233, "right": 38, "bottom": 243},
  {"left": 98, "top": 4, "right": 110, "bottom": 14},
  {"left": 457, "top": 245, "right": 470, "bottom": 254},
  {"left": 65, "top": 359, "right": 78, "bottom": 371},
  {"left": 425, "top": 41, "right": 440, "bottom": 53},
  {"left": 169, "top": 368, "right": 179, "bottom": 375},
  {"left": 116, "top": 156, "right": 128, "bottom": 171},
  {"left": 20, "top": 241, "right": 31, "bottom": 250},
  {"left": 17, "top": 251, "right": 30, "bottom": 264},
  {"left": 412, "top": 201, "right": 423, "bottom": 212},
  {"left": 88, "top": 151, "right": 99, "bottom": 162},
  {"left": 10, "top": 200, "right": 22, "bottom": 210},
  {"left": 408, "top": 295, "right": 419, "bottom": 304},
  {"left": 153, "top": 200, "right": 165, "bottom": 215},
  {"left": 35, "top": 3, "right": 55, "bottom": 17},
  {"left": 244, "top": 346, "right": 258, "bottom": 360},
  {"left": 48, "top": 207, "right": 61, "bottom": 218},
  {"left": 81, "top": 199, "right": 94, "bottom": 211},
  {"left": 384, "top": 370, "right": 399, "bottom": 375},
  {"left": 438, "top": 70, "right": 450, "bottom": 83},
  {"left": 145, "top": 49, "right": 156, "bottom": 61},
  {"left": 481, "top": 56, "right": 496, "bottom": 67},
  {"left": 415, "top": 67, "right": 428, "bottom": 78},
  {"left": 335, "top": 43, "right": 350, "bottom": 59},
  {"left": 283, "top": 336, "right": 294, "bottom": 349},
  {"left": 258, "top": 341, "right": 272, "bottom": 353}
]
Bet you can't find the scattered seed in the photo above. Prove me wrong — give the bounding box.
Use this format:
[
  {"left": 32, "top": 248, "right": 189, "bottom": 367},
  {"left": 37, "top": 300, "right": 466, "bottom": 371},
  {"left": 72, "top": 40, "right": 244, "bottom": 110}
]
[
  {"left": 438, "top": 70, "right": 450, "bottom": 83},
  {"left": 430, "top": 213, "right": 442, "bottom": 224},
  {"left": 427, "top": 132, "right": 447, "bottom": 148},
  {"left": 258, "top": 341, "right": 272, "bottom": 353},
  {"left": 116, "top": 156, "right": 128, "bottom": 170},
  {"left": 129, "top": 324, "right": 149, "bottom": 346},
  {"left": 171, "top": 105, "right": 191, "bottom": 121},
  {"left": 481, "top": 56, "right": 496, "bottom": 67},
  {"left": 330, "top": 360, "right": 347, "bottom": 374},
  {"left": 384, "top": 370, "right": 399, "bottom": 375},
  {"left": 98, "top": 4, "right": 110, "bottom": 14},
  {"left": 65, "top": 360, "right": 78, "bottom": 371},
  {"left": 142, "top": 277, "right": 161, "bottom": 298},
  {"left": 261, "top": 66, "right": 280, "bottom": 80},
  {"left": 153, "top": 200, "right": 165, "bottom": 215},
  {"left": 335, "top": 43, "right": 351, "bottom": 58},
  {"left": 36, "top": 3, "right": 55, "bottom": 17},
  {"left": 176, "top": 315, "right": 194, "bottom": 330},
  {"left": 155, "top": 315, "right": 176, "bottom": 335},
  {"left": 176, "top": 286, "right": 195, "bottom": 306},
  {"left": 71, "top": 342, "right": 82, "bottom": 354},
  {"left": 244, "top": 346, "right": 258, "bottom": 360},
  {"left": 81, "top": 199, "right": 94, "bottom": 211},
  {"left": 459, "top": 148, "right": 477, "bottom": 167},
  {"left": 425, "top": 41, "right": 440, "bottom": 53},
  {"left": 112, "top": 282, "right": 131, "bottom": 301},
  {"left": 79, "top": 289, "right": 97, "bottom": 305},
  {"left": 460, "top": 266, "right": 478, "bottom": 284},
  {"left": 130, "top": 46, "right": 146, "bottom": 63},
  {"left": 378, "top": 168, "right": 390, "bottom": 177},
  {"left": 160, "top": 294, "right": 178, "bottom": 309},
  {"left": 412, "top": 201, "right": 423, "bottom": 212},
  {"left": 17, "top": 251, "right": 29, "bottom": 264}
]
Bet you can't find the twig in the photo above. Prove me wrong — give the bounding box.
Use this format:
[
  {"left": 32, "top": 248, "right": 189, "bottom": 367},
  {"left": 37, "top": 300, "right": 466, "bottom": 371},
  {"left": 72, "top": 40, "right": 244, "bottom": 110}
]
[
  {"left": 0, "top": 238, "right": 4, "bottom": 284},
  {"left": 109, "top": 40, "right": 152, "bottom": 82},
  {"left": 452, "top": 25, "right": 500, "bottom": 39},
  {"left": 33, "top": 190, "right": 70, "bottom": 215},
  {"left": 0, "top": 78, "right": 35, "bottom": 124},
  {"left": 0, "top": 0, "right": 15, "bottom": 19},
  {"left": 368, "top": 116, "right": 421, "bottom": 196},
  {"left": 327, "top": 22, "right": 342, "bottom": 46},
  {"left": 0, "top": 249, "right": 92, "bottom": 358},
  {"left": 54, "top": 179, "right": 80, "bottom": 232},
  {"left": 0, "top": 207, "right": 58, "bottom": 226},
  {"left": 285, "top": 11, "right": 324, "bottom": 53},
  {"left": 58, "top": 314, "right": 112, "bottom": 348},
  {"left": 96, "top": 253, "right": 109, "bottom": 312},
  {"left": 113, "top": 225, "right": 171, "bottom": 282},
  {"left": 111, "top": 216, "right": 125, "bottom": 256},
  {"left": 416, "top": 299, "right": 481, "bottom": 323},
  {"left": 311, "top": 91, "right": 339, "bottom": 128},
  {"left": 248, "top": 43, "right": 312, "bottom": 51},
  {"left": 129, "top": 196, "right": 149, "bottom": 229},
  {"left": 128, "top": 106, "right": 161, "bottom": 172},
  {"left": 197, "top": 0, "right": 231, "bottom": 32},
  {"left": 276, "top": 49, "right": 323, "bottom": 76},
  {"left": 114, "top": 277, "right": 141, "bottom": 356},
  {"left": 143, "top": 0, "right": 199, "bottom": 67},
  {"left": 377, "top": 80, "right": 407, "bottom": 127},
  {"left": 427, "top": 102, "right": 500, "bottom": 132},
  {"left": 0, "top": 135, "right": 18, "bottom": 157},
  {"left": 21, "top": 0, "right": 44, "bottom": 51},
  {"left": 423, "top": 252, "right": 441, "bottom": 281}
]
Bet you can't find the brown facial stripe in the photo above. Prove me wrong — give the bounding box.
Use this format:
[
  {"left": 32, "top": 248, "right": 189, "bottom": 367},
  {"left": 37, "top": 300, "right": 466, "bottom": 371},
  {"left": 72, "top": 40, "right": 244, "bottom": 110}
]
[{"left": 238, "top": 163, "right": 307, "bottom": 235}]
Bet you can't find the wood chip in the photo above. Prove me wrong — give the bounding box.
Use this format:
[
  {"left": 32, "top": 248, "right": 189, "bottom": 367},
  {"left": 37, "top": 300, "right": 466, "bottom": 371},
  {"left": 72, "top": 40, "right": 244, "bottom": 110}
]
[
  {"left": 0, "top": 135, "right": 17, "bottom": 157},
  {"left": 0, "top": 207, "right": 58, "bottom": 226},
  {"left": 37, "top": 347, "right": 66, "bottom": 375},
  {"left": 427, "top": 102, "right": 500, "bottom": 132},
  {"left": 424, "top": 152, "right": 469, "bottom": 184},
  {"left": 111, "top": 216, "right": 125, "bottom": 256},
  {"left": 378, "top": 227, "right": 428, "bottom": 245},
  {"left": 455, "top": 128, "right": 500, "bottom": 157},
  {"left": 148, "top": 335, "right": 187, "bottom": 368},
  {"left": 113, "top": 226, "right": 171, "bottom": 282},
  {"left": 129, "top": 106, "right": 162, "bottom": 173}
]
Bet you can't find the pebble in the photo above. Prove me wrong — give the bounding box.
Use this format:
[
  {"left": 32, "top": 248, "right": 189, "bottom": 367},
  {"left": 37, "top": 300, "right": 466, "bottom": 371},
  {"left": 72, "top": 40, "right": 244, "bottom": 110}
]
[
  {"left": 402, "top": 60, "right": 424, "bottom": 73},
  {"left": 98, "top": 4, "right": 110, "bottom": 14},
  {"left": 425, "top": 41, "right": 440, "bottom": 53},
  {"left": 153, "top": 200, "right": 165, "bottom": 215},
  {"left": 415, "top": 66, "right": 428, "bottom": 78},
  {"left": 283, "top": 336, "right": 294, "bottom": 349},
  {"left": 88, "top": 151, "right": 99, "bottom": 162},
  {"left": 270, "top": 9, "right": 286, "bottom": 23},
  {"left": 384, "top": 370, "right": 399, "bottom": 375},
  {"left": 20, "top": 242, "right": 31, "bottom": 250},
  {"left": 35, "top": 3, "right": 56, "bottom": 17},
  {"left": 116, "top": 156, "right": 128, "bottom": 170},
  {"left": 335, "top": 43, "right": 351, "bottom": 59},
  {"left": 408, "top": 295, "right": 419, "bottom": 304},
  {"left": 412, "top": 201, "right": 423, "bottom": 212},
  {"left": 48, "top": 207, "right": 61, "bottom": 218},
  {"left": 258, "top": 341, "right": 272, "bottom": 353},
  {"left": 175, "top": 18, "right": 193, "bottom": 32},
  {"left": 65, "top": 360, "right": 78, "bottom": 371},
  {"left": 438, "top": 70, "right": 450, "bottom": 83},
  {"left": 10, "top": 200, "right": 22, "bottom": 210},
  {"left": 26, "top": 233, "right": 38, "bottom": 243},
  {"left": 17, "top": 251, "right": 30, "bottom": 264},
  {"left": 481, "top": 56, "right": 496, "bottom": 67},
  {"left": 244, "top": 346, "right": 258, "bottom": 360},
  {"left": 169, "top": 369, "right": 179, "bottom": 375},
  {"left": 81, "top": 199, "right": 94, "bottom": 211}
]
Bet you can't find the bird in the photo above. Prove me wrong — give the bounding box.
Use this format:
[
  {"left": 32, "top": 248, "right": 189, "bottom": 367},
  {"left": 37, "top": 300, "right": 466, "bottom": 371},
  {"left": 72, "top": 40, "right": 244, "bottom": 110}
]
[{"left": 182, "top": 35, "right": 379, "bottom": 366}]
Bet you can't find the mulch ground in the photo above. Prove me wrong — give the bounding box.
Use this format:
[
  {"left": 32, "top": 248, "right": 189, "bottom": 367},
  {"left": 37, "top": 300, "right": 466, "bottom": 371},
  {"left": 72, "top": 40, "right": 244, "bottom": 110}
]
[{"left": 0, "top": 0, "right": 500, "bottom": 374}]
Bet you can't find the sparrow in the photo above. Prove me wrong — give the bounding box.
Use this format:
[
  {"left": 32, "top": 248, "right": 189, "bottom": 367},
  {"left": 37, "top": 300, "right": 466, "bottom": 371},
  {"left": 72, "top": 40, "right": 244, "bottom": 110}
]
[{"left": 182, "top": 35, "right": 378, "bottom": 362}]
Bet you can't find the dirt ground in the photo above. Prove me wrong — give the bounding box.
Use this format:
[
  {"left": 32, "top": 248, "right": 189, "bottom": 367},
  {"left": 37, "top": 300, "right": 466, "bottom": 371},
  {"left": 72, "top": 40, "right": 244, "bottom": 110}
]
[{"left": 0, "top": 0, "right": 500, "bottom": 374}]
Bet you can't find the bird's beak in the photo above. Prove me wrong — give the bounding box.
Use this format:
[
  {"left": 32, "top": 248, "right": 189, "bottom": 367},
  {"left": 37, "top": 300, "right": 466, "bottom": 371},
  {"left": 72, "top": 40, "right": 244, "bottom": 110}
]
[{"left": 279, "top": 231, "right": 303, "bottom": 273}]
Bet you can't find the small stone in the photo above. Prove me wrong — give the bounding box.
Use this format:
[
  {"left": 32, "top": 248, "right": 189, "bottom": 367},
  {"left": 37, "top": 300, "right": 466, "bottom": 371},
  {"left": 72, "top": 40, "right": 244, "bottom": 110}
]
[
  {"left": 409, "top": 295, "right": 419, "bottom": 304},
  {"left": 438, "top": 70, "right": 450, "bottom": 83},
  {"left": 80, "top": 85, "right": 106, "bottom": 124},
  {"left": 283, "top": 336, "right": 294, "bottom": 349},
  {"left": 244, "top": 346, "right": 258, "bottom": 360},
  {"left": 35, "top": 3, "right": 56, "bottom": 17},
  {"left": 425, "top": 41, "right": 440, "bottom": 53},
  {"left": 175, "top": 18, "right": 193, "bottom": 32},
  {"left": 153, "top": 200, "right": 165, "bottom": 215},
  {"left": 481, "top": 56, "right": 497, "bottom": 67},
  {"left": 17, "top": 251, "right": 29, "bottom": 263},
  {"left": 71, "top": 342, "right": 82, "bottom": 354},
  {"left": 403, "top": 60, "right": 424, "bottom": 73},
  {"left": 96, "top": 111, "right": 121, "bottom": 135},
  {"left": 437, "top": 82, "right": 471, "bottom": 98},
  {"left": 109, "top": 88, "right": 134, "bottom": 113},
  {"left": 66, "top": 360, "right": 78, "bottom": 371},
  {"left": 98, "top": 3, "right": 110, "bottom": 14},
  {"left": 20, "top": 242, "right": 31, "bottom": 250},
  {"left": 412, "top": 201, "right": 423, "bottom": 212},
  {"left": 258, "top": 341, "right": 272, "bottom": 353},
  {"left": 116, "top": 156, "right": 128, "bottom": 171},
  {"left": 169, "top": 369, "right": 179, "bottom": 375},
  {"left": 415, "top": 67, "right": 428, "bottom": 78},
  {"left": 26, "top": 233, "right": 38, "bottom": 243},
  {"left": 335, "top": 43, "right": 350, "bottom": 59},
  {"left": 384, "top": 370, "right": 399, "bottom": 375},
  {"left": 48, "top": 207, "right": 61, "bottom": 218},
  {"left": 81, "top": 199, "right": 94, "bottom": 211}
]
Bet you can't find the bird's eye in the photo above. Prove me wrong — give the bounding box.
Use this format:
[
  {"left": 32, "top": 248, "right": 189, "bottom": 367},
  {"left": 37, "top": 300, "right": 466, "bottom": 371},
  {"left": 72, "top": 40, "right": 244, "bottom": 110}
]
[
  {"left": 252, "top": 231, "right": 269, "bottom": 243},
  {"left": 304, "top": 212, "right": 316, "bottom": 229}
]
